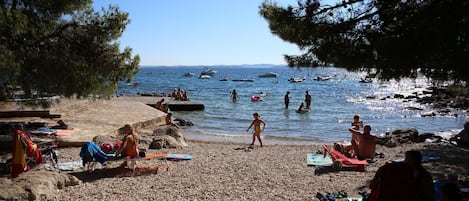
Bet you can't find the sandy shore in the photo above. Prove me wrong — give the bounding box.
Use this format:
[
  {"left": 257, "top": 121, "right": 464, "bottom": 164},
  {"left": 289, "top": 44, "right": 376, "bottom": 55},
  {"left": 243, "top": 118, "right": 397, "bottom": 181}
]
[{"left": 42, "top": 140, "right": 466, "bottom": 201}]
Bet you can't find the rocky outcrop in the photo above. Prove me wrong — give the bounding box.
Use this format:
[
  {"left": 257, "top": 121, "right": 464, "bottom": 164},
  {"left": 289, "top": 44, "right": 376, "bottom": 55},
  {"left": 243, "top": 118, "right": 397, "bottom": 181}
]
[
  {"left": 376, "top": 128, "right": 442, "bottom": 147},
  {"left": 0, "top": 170, "right": 80, "bottom": 200},
  {"left": 149, "top": 126, "right": 187, "bottom": 149}
]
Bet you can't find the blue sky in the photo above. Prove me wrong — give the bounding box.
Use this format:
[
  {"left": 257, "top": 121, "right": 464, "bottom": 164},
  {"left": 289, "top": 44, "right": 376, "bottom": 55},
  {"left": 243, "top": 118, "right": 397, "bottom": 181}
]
[{"left": 92, "top": 0, "right": 303, "bottom": 66}]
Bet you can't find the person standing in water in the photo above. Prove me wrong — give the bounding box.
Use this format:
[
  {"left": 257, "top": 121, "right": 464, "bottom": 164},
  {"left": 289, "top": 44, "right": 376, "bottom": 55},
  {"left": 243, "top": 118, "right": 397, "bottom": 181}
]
[
  {"left": 247, "top": 113, "right": 266, "bottom": 147},
  {"left": 284, "top": 91, "right": 290, "bottom": 109},
  {"left": 305, "top": 90, "right": 312, "bottom": 109},
  {"left": 231, "top": 89, "right": 239, "bottom": 102}
]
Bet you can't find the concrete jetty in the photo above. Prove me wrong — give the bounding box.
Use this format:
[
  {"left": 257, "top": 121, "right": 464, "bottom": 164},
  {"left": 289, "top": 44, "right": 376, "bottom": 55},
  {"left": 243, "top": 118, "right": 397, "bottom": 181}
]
[
  {"left": 0, "top": 96, "right": 204, "bottom": 147},
  {"left": 117, "top": 96, "right": 205, "bottom": 111}
]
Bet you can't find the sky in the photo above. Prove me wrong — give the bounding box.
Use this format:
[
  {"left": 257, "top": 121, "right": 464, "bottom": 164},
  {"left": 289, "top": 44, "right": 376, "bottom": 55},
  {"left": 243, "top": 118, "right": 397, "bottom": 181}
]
[{"left": 92, "top": 0, "right": 303, "bottom": 66}]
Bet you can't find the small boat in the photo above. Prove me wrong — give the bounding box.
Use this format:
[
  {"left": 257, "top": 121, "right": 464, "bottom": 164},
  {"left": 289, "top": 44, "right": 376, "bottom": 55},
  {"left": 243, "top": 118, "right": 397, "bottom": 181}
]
[
  {"left": 198, "top": 75, "right": 211, "bottom": 79},
  {"left": 232, "top": 79, "right": 254, "bottom": 82},
  {"left": 251, "top": 96, "right": 263, "bottom": 102},
  {"left": 296, "top": 109, "right": 310, "bottom": 114},
  {"left": 182, "top": 72, "right": 195, "bottom": 77},
  {"left": 200, "top": 67, "right": 217, "bottom": 76},
  {"left": 258, "top": 72, "right": 279, "bottom": 78},
  {"left": 313, "top": 75, "right": 332, "bottom": 81},
  {"left": 219, "top": 77, "right": 229, "bottom": 81},
  {"left": 359, "top": 78, "right": 373, "bottom": 83},
  {"left": 288, "top": 77, "right": 306, "bottom": 83}
]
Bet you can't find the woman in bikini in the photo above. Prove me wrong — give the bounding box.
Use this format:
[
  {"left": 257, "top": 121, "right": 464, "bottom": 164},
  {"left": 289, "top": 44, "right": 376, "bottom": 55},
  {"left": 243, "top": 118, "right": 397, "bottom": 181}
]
[
  {"left": 116, "top": 124, "right": 139, "bottom": 169},
  {"left": 247, "top": 113, "right": 266, "bottom": 147}
]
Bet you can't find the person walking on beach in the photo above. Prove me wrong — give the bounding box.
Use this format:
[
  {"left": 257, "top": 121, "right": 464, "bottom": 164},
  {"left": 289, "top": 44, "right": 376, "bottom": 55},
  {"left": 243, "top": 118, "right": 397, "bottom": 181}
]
[
  {"left": 284, "top": 91, "right": 290, "bottom": 109},
  {"left": 231, "top": 89, "right": 239, "bottom": 102},
  {"left": 247, "top": 113, "right": 265, "bottom": 147},
  {"left": 305, "top": 90, "right": 312, "bottom": 109}
]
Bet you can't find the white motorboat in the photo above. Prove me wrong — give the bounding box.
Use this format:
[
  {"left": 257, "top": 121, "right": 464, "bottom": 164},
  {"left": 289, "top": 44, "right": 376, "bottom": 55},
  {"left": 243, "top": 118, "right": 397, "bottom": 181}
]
[
  {"left": 200, "top": 67, "right": 217, "bottom": 76},
  {"left": 258, "top": 72, "right": 279, "bottom": 78},
  {"left": 313, "top": 75, "right": 332, "bottom": 81},
  {"left": 199, "top": 75, "right": 211, "bottom": 79},
  {"left": 359, "top": 77, "right": 373, "bottom": 83},
  {"left": 288, "top": 77, "right": 306, "bottom": 83}
]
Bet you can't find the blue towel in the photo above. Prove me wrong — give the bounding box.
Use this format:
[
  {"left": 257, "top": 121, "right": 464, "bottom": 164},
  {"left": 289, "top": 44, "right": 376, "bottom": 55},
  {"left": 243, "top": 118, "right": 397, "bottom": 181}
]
[{"left": 79, "top": 141, "right": 107, "bottom": 166}]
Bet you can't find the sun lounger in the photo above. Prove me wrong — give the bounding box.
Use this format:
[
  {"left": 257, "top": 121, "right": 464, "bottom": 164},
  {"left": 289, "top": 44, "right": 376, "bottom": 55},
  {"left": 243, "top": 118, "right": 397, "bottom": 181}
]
[{"left": 323, "top": 144, "right": 367, "bottom": 171}]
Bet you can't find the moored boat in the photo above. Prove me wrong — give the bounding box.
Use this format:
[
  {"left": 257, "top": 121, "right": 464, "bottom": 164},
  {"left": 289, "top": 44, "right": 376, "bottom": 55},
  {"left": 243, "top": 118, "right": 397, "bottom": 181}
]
[
  {"left": 258, "top": 72, "right": 279, "bottom": 78},
  {"left": 288, "top": 77, "right": 306, "bottom": 83},
  {"left": 359, "top": 77, "right": 373, "bottom": 83},
  {"left": 200, "top": 67, "right": 217, "bottom": 76},
  {"left": 232, "top": 79, "right": 254, "bottom": 82},
  {"left": 199, "top": 75, "right": 211, "bottom": 79},
  {"left": 313, "top": 75, "right": 332, "bottom": 81},
  {"left": 182, "top": 72, "right": 195, "bottom": 77}
]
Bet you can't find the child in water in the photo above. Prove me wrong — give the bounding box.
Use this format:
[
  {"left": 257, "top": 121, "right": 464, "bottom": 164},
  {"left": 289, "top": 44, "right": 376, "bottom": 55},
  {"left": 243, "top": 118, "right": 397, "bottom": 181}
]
[
  {"left": 247, "top": 113, "right": 266, "bottom": 147},
  {"left": 351, "top": 114, "right": 364, "bottom": 130}
]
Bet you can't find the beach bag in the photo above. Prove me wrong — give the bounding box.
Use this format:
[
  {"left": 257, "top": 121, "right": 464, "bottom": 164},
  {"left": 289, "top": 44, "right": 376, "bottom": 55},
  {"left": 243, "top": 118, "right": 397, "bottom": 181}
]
[
  {"left": 368, "top": 162, "right": 417, "bottom": 201},
  {"left": 100, "top": 142, "right": 114, "bottom": 154}
]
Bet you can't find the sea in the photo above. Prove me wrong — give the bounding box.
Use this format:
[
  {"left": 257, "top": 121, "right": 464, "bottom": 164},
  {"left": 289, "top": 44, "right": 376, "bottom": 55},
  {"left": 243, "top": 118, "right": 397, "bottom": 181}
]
[{"left": 117, "top": 65, "right": 468, "bottom": 145}]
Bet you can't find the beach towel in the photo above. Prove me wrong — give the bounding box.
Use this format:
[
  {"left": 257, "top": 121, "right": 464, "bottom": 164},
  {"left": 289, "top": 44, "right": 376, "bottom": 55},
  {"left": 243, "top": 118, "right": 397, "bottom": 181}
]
[
  {"left": 307, "top": 154, "right": 333, "bottom": 166},
  {"left": 55, "top": 160, "right": 84, "bottom": 171},
  {"left": 392, "top": 155, "right": 440, "bottom": 163},
  {"left": 11, "top": 129, "right": 43, "bottom": 178},
  {"left": 79, "top": 141, "right": 107, "bottom": 166}
]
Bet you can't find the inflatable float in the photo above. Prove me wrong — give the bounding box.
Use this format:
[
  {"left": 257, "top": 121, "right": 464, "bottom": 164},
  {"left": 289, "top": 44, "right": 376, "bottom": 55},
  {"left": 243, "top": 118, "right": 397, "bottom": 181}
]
[{"left": 251, "top": 96, "right": 263, "bottom": 102}]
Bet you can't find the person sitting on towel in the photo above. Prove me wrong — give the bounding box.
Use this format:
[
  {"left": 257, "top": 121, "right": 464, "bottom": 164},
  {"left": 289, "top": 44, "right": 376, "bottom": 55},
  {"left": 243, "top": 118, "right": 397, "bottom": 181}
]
[
  {"left": 344, "top": 125, "right": 377, "bottom": 160},
  {"left": 116, "top": 124, "right": 139, "bottom": 168}
]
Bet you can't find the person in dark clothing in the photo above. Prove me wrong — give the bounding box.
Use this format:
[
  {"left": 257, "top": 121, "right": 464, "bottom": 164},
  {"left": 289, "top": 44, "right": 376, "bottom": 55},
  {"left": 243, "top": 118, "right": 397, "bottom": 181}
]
[{"left": 284, "top": 91, "right": 290, "bottom": 109}]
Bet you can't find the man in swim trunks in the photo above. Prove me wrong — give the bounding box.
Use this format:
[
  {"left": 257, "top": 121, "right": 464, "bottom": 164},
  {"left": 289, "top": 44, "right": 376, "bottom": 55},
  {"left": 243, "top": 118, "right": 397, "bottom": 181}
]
[
  {"left": 247, "top": 112, "right": 266, "bottom": 147},
  {"left": 346, "top": 125, "right": 376, "bottom": 159},
  {"left": 116, "top": 124, "right": 139, "bottom": 168}
]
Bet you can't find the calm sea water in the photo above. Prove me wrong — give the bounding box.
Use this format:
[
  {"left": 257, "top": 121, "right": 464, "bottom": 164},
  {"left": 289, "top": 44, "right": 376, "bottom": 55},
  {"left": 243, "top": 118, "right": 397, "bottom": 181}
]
[{"left": 118, "top": 65, "right": 468, "bottom": 145}]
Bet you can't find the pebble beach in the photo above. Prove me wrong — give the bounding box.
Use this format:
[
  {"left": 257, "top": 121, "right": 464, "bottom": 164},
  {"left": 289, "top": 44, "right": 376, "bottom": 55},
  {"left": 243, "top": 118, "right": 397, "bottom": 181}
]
[
  {"left": 0, "top": 98, "right": 468, "bottom": 200},
  {"left": 49, "top": 140, "right": 468, "bottom": 200}
]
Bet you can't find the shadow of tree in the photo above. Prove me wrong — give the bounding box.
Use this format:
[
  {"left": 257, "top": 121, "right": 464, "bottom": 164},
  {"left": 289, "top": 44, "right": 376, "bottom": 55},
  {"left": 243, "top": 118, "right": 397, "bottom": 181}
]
[
  {"left": 69, "top": 164, "right": 167, "bottom": 182},
  {"left": 419, "top": 143, "right": 469, "bottom": 180}
]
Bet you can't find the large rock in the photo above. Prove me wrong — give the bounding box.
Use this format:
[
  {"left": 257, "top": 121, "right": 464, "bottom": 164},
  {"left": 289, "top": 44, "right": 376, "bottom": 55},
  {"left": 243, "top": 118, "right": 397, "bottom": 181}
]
[
  {"left": 0, "top": 170, "right": 81, "bottom": 200},
  {"left": 377, "top": 128, "right": 440, "bottom": 147},
  {"left": 149, "top": 126, "right": 187, "bottom": 149}
]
